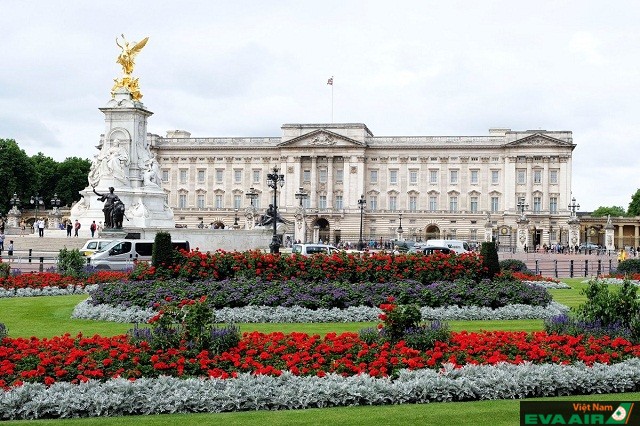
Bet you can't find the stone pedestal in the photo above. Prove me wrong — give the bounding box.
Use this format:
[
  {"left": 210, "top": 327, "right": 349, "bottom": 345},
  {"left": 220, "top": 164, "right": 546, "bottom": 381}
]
[
  {"left": 48, "top": 210, "right": 62, "bottom": 230},
  {"left": 484, "top": 218, "right": 493, "bottom": 242},
  {"left": 568, "top": 217, "right": 581, "bottom": 251},
  {"left": 6, "top": 207, "right": 21, "bottom": 229},
  {"left": 294, "top": 207, "right": 307, "bottom": 243},
  {"left": 604, "top": 217, "right": 615, "bottom": 251},
  {"left": 516, "top": 217, "right": 530, "bottom": 252},
  {"left": 70, "top": 88, "right": 174, "bottom": 229}
]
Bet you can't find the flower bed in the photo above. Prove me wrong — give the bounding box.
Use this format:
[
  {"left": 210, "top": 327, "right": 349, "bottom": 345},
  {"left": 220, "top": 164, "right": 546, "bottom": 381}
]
[
  {"left": 72, "top": 299, "right": 569, "bottom": 323},
  {"left": 87, "top": 277, "right": 552, "bottom": 311},
  {"left": 3, "top": 360, "right": 640, "bottom": 420},
  {"left": 0, "top": 271, "right": 128, "bottom": 291},
  {"left": 1, "top": 330, "right": 638, "bottom": 390},
  {"left": 134, "top": 250, "right": 485, "bottom": 283}
]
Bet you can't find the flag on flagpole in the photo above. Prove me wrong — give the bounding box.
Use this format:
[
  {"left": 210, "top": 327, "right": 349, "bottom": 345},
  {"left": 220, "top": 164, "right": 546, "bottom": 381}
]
[{"left": 327, "top": 77, "right": 333, "bottom": 85}]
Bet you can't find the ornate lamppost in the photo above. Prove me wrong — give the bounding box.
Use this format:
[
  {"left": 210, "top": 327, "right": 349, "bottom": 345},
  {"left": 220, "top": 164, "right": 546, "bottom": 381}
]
[
  {"left": 49, "top": 193, "right": 62, "bottom": 230},
  {"left": 266, "top": 167, "right": 285, "bottom": 253},
  {"left": 233, "top": 208, "right": 240, "bottom": 229},
  {"left": 568, "top": 197, "right": 580, "bottom": 218},
  {"left": 397, "top": 212, "right": 404, "bottom": 241},
  {"left": 294, "top": 187, "right": 308, "bottom": 243},
  {"left": 30, "top": 194, "right": 44, "bottom": 235},
  {"left": 357, "top": 194, "right": 366, "bottom": 250},
  {"left": 9, "top": 193, "right": 20, "bottom": 212}
]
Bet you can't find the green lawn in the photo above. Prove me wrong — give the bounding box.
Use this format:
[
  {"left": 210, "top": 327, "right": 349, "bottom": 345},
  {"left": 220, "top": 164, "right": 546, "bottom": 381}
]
[{"left": 1, "top": 277, "right": 633, "bottom": 425}]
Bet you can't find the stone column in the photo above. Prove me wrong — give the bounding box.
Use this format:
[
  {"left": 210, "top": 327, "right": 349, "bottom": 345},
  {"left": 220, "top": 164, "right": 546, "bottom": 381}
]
[
  {"left": 604, "top": 221, "right": 615, "bottom": 252},
  {"left": 310, "top": 157, "right": 317, "bottom": 208},
  {"left": 48, "top": 209, "right": 62, "bottom": 230},
  {"left": 568, "top": 217, "right": 580, "bottom": 251}
]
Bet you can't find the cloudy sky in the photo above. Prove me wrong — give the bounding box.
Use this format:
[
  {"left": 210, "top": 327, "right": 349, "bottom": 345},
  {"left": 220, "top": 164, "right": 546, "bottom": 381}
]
[{"left": 1, "top": 1, "right": 639, "bottom": 211}]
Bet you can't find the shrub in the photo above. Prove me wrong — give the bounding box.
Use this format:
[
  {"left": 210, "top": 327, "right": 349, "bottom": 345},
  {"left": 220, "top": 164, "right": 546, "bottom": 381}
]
[
  {"left": 545, "top": 314, "right": 633, "bottom": 341},
  {"left": 0, "top": 322, "right": 7, "bottom": 339},
  {"left": 378, "top": 298, "right": 422, "bottom": 342},
  {"left": 403, "top": 321, "right": 451, "bottom": 351},
  {"left": 617, "top": 259, "right": 640, "bottom": 275},
  {"left": 57, "top": 248, "right": 86, "bottom": 278},
  {"left": 499, "top": 259, "right": 533, "bottom": 275},
  {"left": 480, "top": 242, "right": 499, "bottom": 279},
  {"left": 128, "top": 296, "right": 240, "bottom": 354},
  {"left": 0, "top": 261, "right": 10, "bottom": 278},
  {"left": 152, "top": 231, "right": 174, "bottom": 269}
]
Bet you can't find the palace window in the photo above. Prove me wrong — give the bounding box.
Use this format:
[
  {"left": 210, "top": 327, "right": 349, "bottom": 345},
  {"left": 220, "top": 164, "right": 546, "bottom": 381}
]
[
  {"left": 334, "top": 195, "right": 343, "bottom": 209},
  {"left": 215, "top": 169, "right": 224, "bottom": 184},
  {"left": 319, "top": 168, "right": 328, "bottom": 183},
  {"left": 369, "top": 196, "right": 378, "bottom": 211},
  {"left": 533, "top": 196, "right": 542, "bottom": 212},
  {"left": 233, "top": 194, "right": 241, "bottom": 209},
  {"left": 389, "top": 170, "right": 398, "bottom": 185},
  {"left": 409, "top": 195, "right": 417, "bottom": 211},
  {"left": 550, "top": 196, "right": 558, "bottom": 214},
  {"left": 318, "top": 195, "right": 327, "bottom": 209},
  {"left": 234, "top": 169, "right": 243, "bottom": 184},
  {"left": 370, "top": 170, "right": 378, "bottom": 183},
  {"left": 429, "top": 169, "right": 438, "bottom": 184},
  {"left": 549, "top": 169, "right": 558, "bottom": 184},
  {"left": 533, "top": 169, "right": 542, "bottom": 184},
  {"left": 303, "top": 169, "right": 311, "bottom": 182},
  {"left": 197, "top": 170, "right": 206, "bottom": 183},
  {"left": 491, "top": 196, "right": 499, "bottom": 213},
  {"left": 389, "top": 195, "right": 397, "bottom": 211},
  {"left": 179, "top": 169, "right": 188, "bottom": 184},
  {"left": 409, "top": 170, "right": 418, "bottom": 185},
  {"left": 449, "top": 196, "right": 458, "bottom": 212},
  {"left": 215, "top": 194, "right": 223, "bottom": 209},
  {"left": 517, "top": 169, "right": 526, "bottom": 184},
  {"left": 470, "top": 196, "right": 478, "bottom": 213},
  {"left": 253, "top": 170, "right": 261, "bottom": 184},
  {"left": 197, "top": 194, "right": 205, "bottom": 208},
  {"left": 470, "top": 170, "right": 479, "bottom": 184},
  {"left": 178, "top": 194, "right": 187, "bottom": 208},
  {"left": 449, "top": 170, "right": 458, "bottom": 184},
  {"left": 162, "top": 170, "right": 169, "bottom": 182},
  {"left": 491, "top": 170, "right": 499, "bottom": 184},
  {"left": 429, "top": 196, "right": 438, "bottom": 211},
  {"left": 335, "top": 169, "right": 344, "bottom": 182}
]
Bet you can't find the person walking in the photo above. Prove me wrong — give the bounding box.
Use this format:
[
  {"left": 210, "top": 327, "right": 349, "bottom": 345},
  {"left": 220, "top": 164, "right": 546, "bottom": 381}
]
[
  {"left": 0, "top": 231, "right": 4, "bottom": 255},
  {"left": 7, "top": 240, "right": 13, "bottom": 262},
  {"left": 37, "top": 218, "right": 45, "bottom": 237},
  {"left": 74, "top": 220, "right": 81, "bottom": 237},
  {"left": 66, "top": 220, "right": 73, "bottom": 237},
  {"left": 90, "top": 221, "right": 97, "bottom": 238},
  {"left": 618, "top": 249, "right": 627, "bottom": 262}
]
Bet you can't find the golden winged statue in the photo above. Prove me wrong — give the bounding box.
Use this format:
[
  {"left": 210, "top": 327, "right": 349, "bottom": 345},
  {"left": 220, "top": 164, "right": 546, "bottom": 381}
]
[
  {"left": 116, "top": 34, "right": 149, "bottom": 76},
  {"left": 112, "top": 34, "right": 149, "bottom": 101}
]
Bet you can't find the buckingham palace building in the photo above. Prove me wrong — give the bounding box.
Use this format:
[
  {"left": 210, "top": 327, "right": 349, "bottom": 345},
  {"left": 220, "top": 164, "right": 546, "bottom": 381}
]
[{"left": 148, "top": 123, "right": 575, "bottom": 249}]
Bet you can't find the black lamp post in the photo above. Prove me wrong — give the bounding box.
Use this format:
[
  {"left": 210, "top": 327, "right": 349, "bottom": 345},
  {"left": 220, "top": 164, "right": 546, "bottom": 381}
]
[
  {"left": 397, "top": 213, "right": 403, "bottom": 240},
  {"left": 357, "top": 194, "right": 366, "bottom": 250},
  {"left": 30, "top": 193, "right": 44, "bottom": 220},
  {"left": 516, "top": 199, "right": 529, "bottom": 219},
  {"left": 10, "top": 193, "right": 20, "bottom": 211},
  {"left": 246, "top": 187, "right": 258, "bottom": 206},
  {"left": 568, "top": 197, "right": 580, "bottom": 217},
  {"left": 233, "top": 208, "right": 239, "bottom": 228},
  {"left": 50, "top": 193, "right": 61, "bottom": 212},
  {"left": 294, "top": 187, "right": 308, "bottom": 207},
  {"left": 266, "top": 167, "right": 285, "bottom": 253}
]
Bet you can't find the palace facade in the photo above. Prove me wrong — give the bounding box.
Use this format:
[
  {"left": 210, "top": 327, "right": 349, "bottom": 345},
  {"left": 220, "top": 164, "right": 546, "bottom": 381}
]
[{"left": 149, "top": 123, "right": 576, "bottom": 248}]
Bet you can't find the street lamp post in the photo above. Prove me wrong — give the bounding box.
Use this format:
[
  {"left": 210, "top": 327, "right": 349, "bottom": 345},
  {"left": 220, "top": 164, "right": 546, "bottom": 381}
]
[
  {"left": 10, "top": 193, "right": 20, "bottom": 212},
  {"left": 516, "top": 199, "right": 529, "bottom": 219},
  {"left": 568, "top": 197, "right": 580, "bottom": 218},
  {"left": 397, "top": 213, "right": 403, "bottom": 241},
  {"left": 30, "top": 194, "right": 44, "bottom": 235},
  {"left": 50, "top": 193, "right": 61, "bottom": 213},
  {"left": 357, "top": 194, "right": 366, "bottom": 250},
  {"left": 245, "top": 187, "right": 259, "bottom": 229},
  {"left": 233, "top": 208, "right": 239, "bottom": 228},
  {"left": 266, "top": 167, "right": 285, "bottom": 254}
]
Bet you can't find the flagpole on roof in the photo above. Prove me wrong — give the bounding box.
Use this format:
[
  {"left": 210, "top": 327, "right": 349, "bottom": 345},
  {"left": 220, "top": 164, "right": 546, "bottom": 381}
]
[{"left": 327, "top": 76, "right": 334, "bottom": 123}]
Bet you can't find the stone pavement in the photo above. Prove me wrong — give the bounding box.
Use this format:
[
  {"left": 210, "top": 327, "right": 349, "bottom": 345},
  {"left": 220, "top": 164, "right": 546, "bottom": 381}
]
[{"left": 498, "top": 250, "right": 623, "bottom": 278}]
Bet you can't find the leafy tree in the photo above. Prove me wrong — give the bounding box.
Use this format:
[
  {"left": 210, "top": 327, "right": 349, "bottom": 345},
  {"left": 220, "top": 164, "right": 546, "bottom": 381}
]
[
  {"left": 480, "top": 242, "right": 500, "bottom": 279},
  {"left": 628, "top": 189, "right": 640, "bottom": 217},
  {"left": 591, "top": 206, "right": 627, "bottom": 217},
  {"left": 55, "top": 157, "right": 91, "bottom": 206},
  {"left": 0, "top": 139, "right": 37, "bottom": 214},
  {"left": 31, "top": 152, "right": 59, "bottom": 204}
]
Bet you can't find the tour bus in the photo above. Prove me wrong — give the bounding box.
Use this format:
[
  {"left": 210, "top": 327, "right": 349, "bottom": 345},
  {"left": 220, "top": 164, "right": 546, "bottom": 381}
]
[
  {"left": 88, "top": 239, "right": 190, "bottom": 270},
  {"left": 424, "top": 239, "right": 470, "bottom": 254}
]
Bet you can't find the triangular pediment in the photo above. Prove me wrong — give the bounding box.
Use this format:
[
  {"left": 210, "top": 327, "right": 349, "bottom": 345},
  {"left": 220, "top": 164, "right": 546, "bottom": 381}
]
[
  {"left": 278, "top": 129, "right": 366, "bottom": 148},
  {"left": 505, "top": 133, "right": 574, "bottom": 147}
]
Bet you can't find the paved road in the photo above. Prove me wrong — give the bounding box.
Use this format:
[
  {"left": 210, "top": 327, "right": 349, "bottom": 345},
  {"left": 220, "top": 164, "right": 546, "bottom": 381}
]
[{"left": 498, "top": 250, "right": 624, "bottom": 278}]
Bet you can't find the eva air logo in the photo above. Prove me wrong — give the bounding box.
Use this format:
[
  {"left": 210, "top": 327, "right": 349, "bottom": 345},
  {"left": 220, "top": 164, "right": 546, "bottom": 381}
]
[{"left": 606, "top": 403, "right": 634, "bottom": 424}]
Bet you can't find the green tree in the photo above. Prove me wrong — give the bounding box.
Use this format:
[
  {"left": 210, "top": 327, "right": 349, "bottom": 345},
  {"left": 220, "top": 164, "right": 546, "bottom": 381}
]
[
  {"left": 591, "top": 206, "right": 626, "bottom": 217},
  {"left": 480, "top": 242, "right": 500, "bottom": 279},
  {"left": 31, "top": 152, "right": 59, "bottom": 204},
  {"left": 0, "top": 139, "right": 37, "bottom": 214},
  {"left": 628, "top": 189, "right": 640, "bottom": 217},
  {"left": 55, "top": 157, "right": 91, "bottom": 206}
]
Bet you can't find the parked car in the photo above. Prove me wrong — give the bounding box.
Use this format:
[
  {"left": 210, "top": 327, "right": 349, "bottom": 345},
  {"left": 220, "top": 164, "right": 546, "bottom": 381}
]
[
  {"left": 79, "top": 239, "right": 113, "bottom": 257},
  {"left": 425, "top": 239, "right": 470, "bottom": 254},
  {"left": 579, "top": 242, "right": 600, "bottom": 251},
  {"left": 421, "top": 246, "right": 453, "bottom": 255},
  {"left": 291, "top": 244, "right": 338, "bottom": 256}
]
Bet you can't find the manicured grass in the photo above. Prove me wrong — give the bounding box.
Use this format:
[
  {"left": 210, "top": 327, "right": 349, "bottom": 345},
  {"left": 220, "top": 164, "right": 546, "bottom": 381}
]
[
  {"left": 0, "top": 296, "right": 545, "bottom": 338},
  {"left": 3, "top": 392, "right": 640, "bottom": 426}
]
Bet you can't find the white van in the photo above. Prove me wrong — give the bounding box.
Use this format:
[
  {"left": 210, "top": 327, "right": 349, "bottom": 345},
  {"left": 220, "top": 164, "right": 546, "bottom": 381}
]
[
  {"left": 292, "top": 244, "right": 338, "bottom": 256},
  {"left": 425, "top": 239, "right": 470, "bottom": 254},
  {"left": 79, "top": 239, "right": 113, "bottom": 257},
  {"left": 88, "top": 239, "right": 190, "bottom": 270}
]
